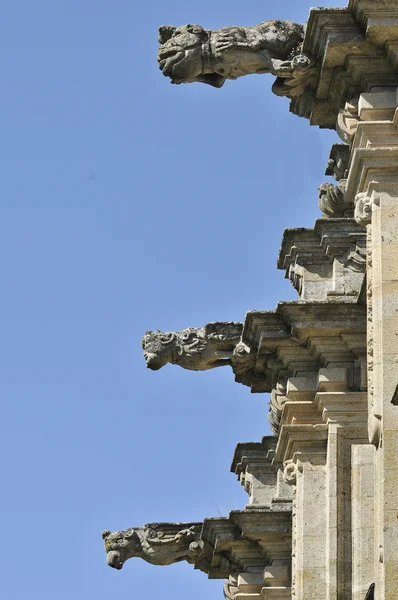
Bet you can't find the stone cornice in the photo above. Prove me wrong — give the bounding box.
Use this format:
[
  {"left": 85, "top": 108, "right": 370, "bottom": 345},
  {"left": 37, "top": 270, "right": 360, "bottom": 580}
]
[
  {"left": 231, "top": 437, "right": 276, "bottom": 476},
  {"left": 238, "top": 302, "right": 366, "bottom": 395},
  {"left": 315, "top": 390, "right": 368, "bottom": 425},
  {"left": 197, "top": 509, "right": 292, "bottom": 578},
  {"left": 275, "top": 423, "right": 328, "bottom": 466},
  {"left": 345, "top": 107, "right": 398, "bottom": 205},
  {"left": 348, "top": 0, "right": 398, "bottom": 47},
  {"left": 299, "top": 4, "right": 398, "bottom": 127},
  {"left": 277, "top": 218, "right": 366, "bottom": 300}
]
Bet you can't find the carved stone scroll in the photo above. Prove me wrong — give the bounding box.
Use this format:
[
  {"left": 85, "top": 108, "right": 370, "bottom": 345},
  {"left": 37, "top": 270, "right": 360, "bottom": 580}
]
[
  {"left": 102, "top": 523, "right": 203, "bottom": 570},
  {"left": 224, "top": 576, "right": 239, "bottom": 600},
  {"left": 336, "top": 98, "right": 360, "bottom": 143}
]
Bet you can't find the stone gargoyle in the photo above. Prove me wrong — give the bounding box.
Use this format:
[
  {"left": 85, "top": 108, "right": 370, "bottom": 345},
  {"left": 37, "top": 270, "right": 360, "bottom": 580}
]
[
  {"left": 102, "top": 522, "right": 203, "bottom": 570},
  {"left": 142, "top": 322, "right": 254, "bottom": 374},
  {"left": 157, "top": 21, "right": 318, "bottom": 99}
]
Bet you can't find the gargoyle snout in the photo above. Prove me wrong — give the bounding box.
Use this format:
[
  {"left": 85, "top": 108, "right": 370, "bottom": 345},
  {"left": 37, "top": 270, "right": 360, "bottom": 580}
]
[
  {"left": 106, "top": 551, "right": 124, "bottom": 570},
  {"left": 144, "top": 352, "right": 164, "bottom": 370}
]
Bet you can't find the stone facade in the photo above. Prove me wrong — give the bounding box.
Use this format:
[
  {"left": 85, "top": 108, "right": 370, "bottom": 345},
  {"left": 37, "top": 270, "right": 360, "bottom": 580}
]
[{"left": 103, "top": 2, "right": 398, "bottom": 599}]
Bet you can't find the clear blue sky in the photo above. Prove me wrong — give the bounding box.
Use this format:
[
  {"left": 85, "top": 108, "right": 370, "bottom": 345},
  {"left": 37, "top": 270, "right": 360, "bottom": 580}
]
[{"left": 0, "top": 1, "right": 347, "bottom": 598}]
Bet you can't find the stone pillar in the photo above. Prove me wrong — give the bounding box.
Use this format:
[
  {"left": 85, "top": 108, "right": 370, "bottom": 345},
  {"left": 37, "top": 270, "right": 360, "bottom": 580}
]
[
  {"left": 278, "top": 367, "right": 369, "bottom": 600},
  {"left": 351, "top": 444, "right": 376, "bottom": 600},
  {"left": 347, "top": 88, "right": 398, "bottom": 600},
  {"left": 279, "top": 426, "right": 328, "bottom": 600},
  {"left": 315, "top": 387, "right": 368, "bottom": 600}
]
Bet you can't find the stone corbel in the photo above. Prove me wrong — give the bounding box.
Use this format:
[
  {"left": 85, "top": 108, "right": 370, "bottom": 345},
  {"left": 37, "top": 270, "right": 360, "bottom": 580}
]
[
  {"left": 354, "top": 190, "right": 380, "bottom": 226},
  {"left": 231, "top": 437, "right": 279, "bottom": 509},
  {"left": 282, "top": 448, "right": 327, "bottom": 485},
  {"left": 224, "top": 576, "right": 240, "bottom": 600},
  {"left": 225, "top": 570, "right": 291, "bottom": 600},
  {"left": 337, "top": 97, "right": 360, "bottom": 143},
  {"left": 318, "top": 180, "right": 349, "bottom": 218},
  {"left": 337, "top": 90, "right": 398, "bottom": 144},
  {"left": 282, "top": 459, "right": 302, "bottom": 486}
]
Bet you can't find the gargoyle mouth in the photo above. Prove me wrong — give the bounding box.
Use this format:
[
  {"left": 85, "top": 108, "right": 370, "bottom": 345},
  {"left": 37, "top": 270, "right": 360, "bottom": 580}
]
[
  {"left": 106, "top": 551, "right": 124, "bottom": 570},
  {"left": 157, "top": 47, "right": 185, "bottom": 78},
  {"left": 143, "top": 352, "right": 165, "bottom": 371}
]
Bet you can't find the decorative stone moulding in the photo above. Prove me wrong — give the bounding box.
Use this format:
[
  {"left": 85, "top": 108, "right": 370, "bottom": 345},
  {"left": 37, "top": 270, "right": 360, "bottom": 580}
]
[
  {"left": 277, "top": 218, "right": 366, "bottom": 299},
  {"left": 231, "top": 437, "right": 293, "bottom": 509},
  {"left": 345, "top": 97, "right": 398, "bottom": 204},
  {"left": 304, "top": 2, "right": 398, "bottom": 129}
]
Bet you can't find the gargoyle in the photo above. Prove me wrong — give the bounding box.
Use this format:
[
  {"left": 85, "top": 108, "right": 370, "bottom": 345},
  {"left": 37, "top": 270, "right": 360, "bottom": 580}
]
[
  {"left": 142, "top": 322, "right": 254, "bottom": 373},
  {"left": 102, "top": 522, "right": 203, "bottom": 570},
  {"left": 157, "top": 21, "right": 318, "bottom": 99},
  {"left": 318, "top": 181, "right": 350, "bottom": 219}
]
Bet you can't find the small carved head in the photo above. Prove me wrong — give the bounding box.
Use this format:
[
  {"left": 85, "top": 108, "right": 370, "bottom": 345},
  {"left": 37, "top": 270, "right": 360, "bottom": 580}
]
[
  {"left": 142, "top": 330, "right": 177, "bottom": 370},
  {"left": 354, "top": 192, "right": 373, "bottom": 226},
  {"left": 102, "top": 528, "right": 142, "bottom": 570},
  {"left": 157, "top": 24, "right": 225, "bottom": 87},
  {"left": 283, "top": 460, "right": 298, "bottom": 485}
]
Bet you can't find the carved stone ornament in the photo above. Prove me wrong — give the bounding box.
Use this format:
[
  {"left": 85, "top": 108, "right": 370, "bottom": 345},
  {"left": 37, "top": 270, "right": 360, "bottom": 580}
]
[
  {"left": 102, "top": 523, "right": 203, "bottom": 570},
  {"left": 268, "top": 380, "right": 288, "bottom": 434},
  {"left": 142, "top": 322, "right": 255, "bottom": 373},
  {"left": 283, "top": 460, "right": 301, "bottom": 486},
  {"left": 368, "top": 414, "right": 382, "bottom": 447},
  {"left": 318, "top": 180, "right": 348, "bottom": 218},
  {"left": 157, "top": 21, "right": 318, "bottom": 100},
  {"left": 325, "top": 144, "right": 350, "bottom": 181},
  {"left": 336, "top": 98, "right": 360, "bottom": 143},
  {"left": 354, "top": 192, "right": 373, "bottom": 226},
  {"left": 344, "top": 243, "right": 366, "bottom": 274},
  {"left": 224, "top": 576, "right": 239, "bottom": 600}
]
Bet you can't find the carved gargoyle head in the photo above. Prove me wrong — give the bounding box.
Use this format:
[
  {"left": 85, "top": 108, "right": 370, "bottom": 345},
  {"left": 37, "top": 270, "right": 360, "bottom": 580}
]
[
  {"left": 102, "top": 529, "right": 142, "bottom": 570},
  {"left": 142, "top": 330, "right": 178, "bottom": 370},
  {"left": 157, "top": 24, "right": 226, "bottom": 88}
]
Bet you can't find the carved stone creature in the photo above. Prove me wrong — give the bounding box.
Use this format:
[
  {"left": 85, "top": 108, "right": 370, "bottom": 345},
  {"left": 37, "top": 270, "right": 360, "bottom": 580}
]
[
  {"left": 283, "top": 460, "right": 301, "bottom": 486},
  {"left": 142, "top": 322, "right": 254, "bottom": 372},
  {"left": 157, "top": 21, "right": 317, "bottom": 99},
  {"left": 354, "top": 192, "right": 378, "bottom": 227},
  {"left": 325, "top": 144, "right": 350, "bottom": 181},
  {"left": 102, "top": 522, "right": 203, "bottom": 570},
  {"left": 318, "top": 180, "right": 350, "bottom": 218}
]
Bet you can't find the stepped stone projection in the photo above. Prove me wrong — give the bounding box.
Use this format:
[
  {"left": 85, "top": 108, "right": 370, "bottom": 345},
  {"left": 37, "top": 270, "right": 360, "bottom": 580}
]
[{"left": 103, "top": 2, "right": 398, "bottom": 599}]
